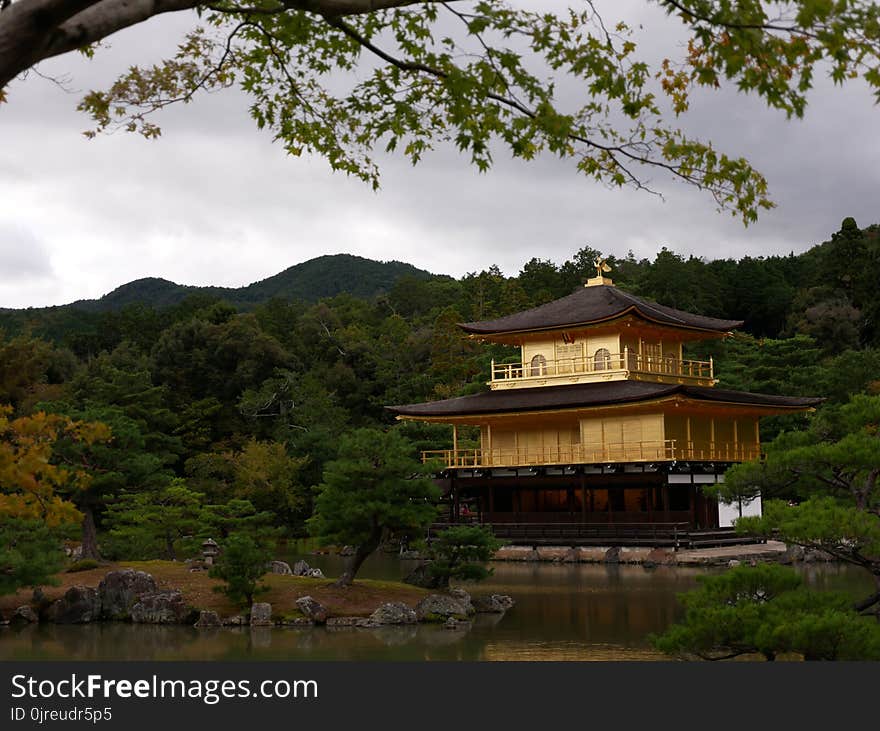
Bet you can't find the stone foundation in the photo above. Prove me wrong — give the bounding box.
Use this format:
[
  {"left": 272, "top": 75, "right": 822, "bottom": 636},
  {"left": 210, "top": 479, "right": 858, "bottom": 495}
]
[{"left": 492, "top": 541, "right": 790, "bottom": 565}]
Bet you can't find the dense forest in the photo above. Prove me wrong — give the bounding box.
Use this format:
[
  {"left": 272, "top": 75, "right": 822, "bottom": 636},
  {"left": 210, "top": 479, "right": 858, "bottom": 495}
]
[{"left": 2, "top": 217, "right": 879, "bottom": 557}]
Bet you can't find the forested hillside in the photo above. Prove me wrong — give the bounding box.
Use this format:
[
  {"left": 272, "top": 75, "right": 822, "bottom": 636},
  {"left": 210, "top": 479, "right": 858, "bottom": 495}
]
[
  {"left": 2, "top": 218, "right": 878, "bottom": 554},
  {"left": 0, "top": 253, "right": 437, "bottom": 317}
]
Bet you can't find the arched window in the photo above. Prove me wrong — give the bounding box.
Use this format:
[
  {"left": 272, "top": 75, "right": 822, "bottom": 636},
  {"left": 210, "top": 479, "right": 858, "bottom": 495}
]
[
  {"left": 530, "top": 354, "right": 547, "bottom": 376},
  {"left": 593, "top": 348, "right": 611, "bottom": 371}
]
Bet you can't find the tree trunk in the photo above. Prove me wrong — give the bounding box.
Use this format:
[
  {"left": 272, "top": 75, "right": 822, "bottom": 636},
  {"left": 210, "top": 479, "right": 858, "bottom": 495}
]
[
  {"left": 856, "top": 572, "right": 880, "bottom": 621},
  {"left": 333, "top": 531, "right": 382, "bottom": 587},
  {"left": 80, "top": 506, "right": 101, "bottom": 560},
  {"left": 165, "top": 533, "right": 177, "bottom": 562}
]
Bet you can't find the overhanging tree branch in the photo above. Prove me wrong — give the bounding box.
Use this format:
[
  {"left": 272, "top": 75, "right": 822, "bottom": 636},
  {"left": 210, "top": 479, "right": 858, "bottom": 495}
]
[{"left": 0, "top": 0, "right": 449, "bottom": 88}]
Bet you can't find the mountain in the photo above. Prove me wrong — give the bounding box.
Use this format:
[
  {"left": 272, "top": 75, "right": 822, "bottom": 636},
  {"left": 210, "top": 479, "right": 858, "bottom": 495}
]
[{"left": 8, "top": 254, "right": 442, "bottom": 314}]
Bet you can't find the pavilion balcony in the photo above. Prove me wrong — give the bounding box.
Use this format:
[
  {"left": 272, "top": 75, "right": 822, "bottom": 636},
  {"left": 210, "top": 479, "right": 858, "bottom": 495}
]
[
  {"left": 489, "top": 351, "right": 714, "bottom": 389},
  {"left": 422, "top": 440, "right": 760, "bottom": 469}
]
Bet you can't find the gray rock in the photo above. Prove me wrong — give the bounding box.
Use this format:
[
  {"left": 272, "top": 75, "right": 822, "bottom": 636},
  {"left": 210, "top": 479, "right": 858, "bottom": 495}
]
[
  {"left": 803, "top": 548, "right": 834, "bottom": 563},
  {"left": 604, "top": 546, "right": 621, "bottom": 564},
  {"left": 448, "top": 588, "right": 475, "bottom": 615},
  {"left": 339, "top": 545, "right": 355, "bottom": 556},
  {"left": 415, "top": 594, "right": 471, "bottom": 621},
  {"left": 270, "top": 561, "right": 293, "bottom": 575},
  {"left": 369, "top": 602, "right": 417, "bottom": 625},
  {"left": 779, "top": 544, "right": 805, "bottom": 564},
  {"left": 306, "top": 568, "right": 325, "bottom": 579},
  {"left": 294, "top": 596, "right": 328, "bottom": 623},
  {"left": 222, "top": 615, "right": 246, "bottom": 626},
  {"left": 98, "top": 569, "right": 157, "bottom": 620},
  {"left": 250, "top": 602, "right": 272, "bottom": 627},
  {"left": 282, "top": 617, "right": 315, "bottom": 627},
  {"left": 12, "top": 605, "right": 39, "bottom": 624},
  {"left": 48, "top": 586, "right": 101, "bottom": 624},
  {"left": 131, "top": 591, "right": 194, "bottom": 624},
  {"left": 471, "top": 594, "right": 516, "bottom": 613},
  {"left": 643, "top": 548, "right": 676, "bottom": 569},
  {"left": 728, "top": 559, "right": 742, "bottom": 568},
  {"left": 292, "top": 560, "right": 311, "bottom": 576},
  {"left": 563, "top": 548, "right": 582, "bottom": 563},
  {"left": 194, "top": 610, "right": 222, "bottom": 628},
  {"left": 325, "top": 617, "right": 361, "bottom": 627},
  {"left": 443, "top": 616, "right": 472, "bottom": 630}
]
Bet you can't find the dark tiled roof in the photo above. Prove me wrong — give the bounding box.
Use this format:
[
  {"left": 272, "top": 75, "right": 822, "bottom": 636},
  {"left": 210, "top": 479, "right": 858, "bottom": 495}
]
[
  {"left": 459, "top": 285, "right": 743, "bottom": 335},
  {"left": 679, "top": 386, "right": 824, "bottom": 408},
  {"left": 388, "top": 381, "right": 823, "bottom": 417}
]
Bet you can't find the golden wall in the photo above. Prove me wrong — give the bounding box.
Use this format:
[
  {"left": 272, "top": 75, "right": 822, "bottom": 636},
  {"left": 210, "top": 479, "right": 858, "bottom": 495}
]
[
  {"left": 472, "top": 410, "right": 759, "bottom": 466},
  {"left": 664, "top": 413, "right": 759, "bottom": 460},
  {"left": 521, "top": 334, "right": 620, "bottom": 368},
  {"left": 580, "top": 413, "right": 666, "bottom": 461}
]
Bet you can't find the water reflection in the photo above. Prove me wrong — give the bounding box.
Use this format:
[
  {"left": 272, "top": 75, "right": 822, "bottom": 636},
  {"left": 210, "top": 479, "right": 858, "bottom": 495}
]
[{"left": 0, "top": 558, "right": 871, "bottom": 661}]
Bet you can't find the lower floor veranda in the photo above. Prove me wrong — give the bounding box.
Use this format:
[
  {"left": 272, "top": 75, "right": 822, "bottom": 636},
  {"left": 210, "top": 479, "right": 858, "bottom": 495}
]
[{"left": 437, "top": 466, "right": 728, "bottom": 530}]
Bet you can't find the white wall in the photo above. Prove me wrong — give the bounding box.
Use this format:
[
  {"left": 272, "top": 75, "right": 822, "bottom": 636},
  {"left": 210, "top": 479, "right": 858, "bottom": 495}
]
[{"left": 717, "top": 495, "right": 763, "bottom": 527}]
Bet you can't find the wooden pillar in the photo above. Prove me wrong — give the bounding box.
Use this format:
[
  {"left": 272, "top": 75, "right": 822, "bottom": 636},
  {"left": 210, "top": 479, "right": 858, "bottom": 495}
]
[
  {"left": 452, "top": 424, "right": 458, "bottom": 461},
  {"left": 662, "top": 483, "right": 670, "bottom": 519},
  {"left": 686, "top": 416, "right": 692, "bottom": 458},
  {"left": 486, "top": 423, "right": 492, "bottom": 465},
  {"left": 450, "top": 473, "right": 458, "bottom": 523}
]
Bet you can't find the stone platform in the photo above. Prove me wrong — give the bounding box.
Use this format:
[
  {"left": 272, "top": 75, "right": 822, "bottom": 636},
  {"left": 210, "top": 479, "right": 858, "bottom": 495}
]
[{"left": 492, "top": 541, "right": 791, "bottom": 567}]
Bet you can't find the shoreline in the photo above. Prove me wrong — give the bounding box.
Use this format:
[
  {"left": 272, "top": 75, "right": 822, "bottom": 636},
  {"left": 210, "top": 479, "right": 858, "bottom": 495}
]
[
  {"left": 487, "top": 540, "right": 804, "bottom": 567},
  {"left": 0, "top": 563, "right": 510, "bottom": 630}
]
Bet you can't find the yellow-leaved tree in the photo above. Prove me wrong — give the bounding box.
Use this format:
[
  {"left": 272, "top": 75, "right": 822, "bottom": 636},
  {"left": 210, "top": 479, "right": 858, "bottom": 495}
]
[{"left": 0, "top": 405, "right": 110, "bottom": 595}]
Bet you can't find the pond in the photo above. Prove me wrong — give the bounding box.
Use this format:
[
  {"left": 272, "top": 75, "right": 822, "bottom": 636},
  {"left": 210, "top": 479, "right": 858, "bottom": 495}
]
[{"left": 0, "top": 554, "right": 872, "bottom": 661}]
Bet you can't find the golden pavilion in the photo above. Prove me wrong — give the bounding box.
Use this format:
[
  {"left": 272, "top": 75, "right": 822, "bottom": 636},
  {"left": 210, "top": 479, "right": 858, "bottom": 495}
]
[{"left": 388, "top": 262, "right": 821, "bottom": 537}]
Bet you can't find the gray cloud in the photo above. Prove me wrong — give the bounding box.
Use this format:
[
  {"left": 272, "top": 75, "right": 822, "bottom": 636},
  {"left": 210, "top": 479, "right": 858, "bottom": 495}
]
[
  {"left": 0, "top": 3, "right": 878, "bottom": 307},
  {"left": 0, "top": 223, "right": 54, "bottom": 280}
]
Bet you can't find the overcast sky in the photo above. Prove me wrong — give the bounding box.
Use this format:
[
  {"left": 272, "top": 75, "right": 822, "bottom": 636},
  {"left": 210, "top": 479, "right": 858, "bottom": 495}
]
[{"left": 2, "top": 1, "right": 879, "bottom": 309}]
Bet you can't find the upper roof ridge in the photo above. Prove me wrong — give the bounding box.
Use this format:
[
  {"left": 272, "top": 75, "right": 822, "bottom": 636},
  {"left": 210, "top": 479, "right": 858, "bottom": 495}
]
[{"left": 458, "top": 284, "right": 742, "bottom": 336}]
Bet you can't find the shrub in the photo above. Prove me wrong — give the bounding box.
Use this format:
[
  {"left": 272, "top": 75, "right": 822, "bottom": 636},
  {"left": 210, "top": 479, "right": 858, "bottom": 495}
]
[
  {"left": 209, "top": 533, "right": 272, "bottom": 607},
  {"left": 427, "top": 526, "right": 502, "bottom": 588}
]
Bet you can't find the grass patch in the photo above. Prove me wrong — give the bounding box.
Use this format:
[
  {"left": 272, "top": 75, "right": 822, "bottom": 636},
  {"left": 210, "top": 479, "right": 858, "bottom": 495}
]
[{"left": 66, "top": 559, "right": 101, "bottom": 573}]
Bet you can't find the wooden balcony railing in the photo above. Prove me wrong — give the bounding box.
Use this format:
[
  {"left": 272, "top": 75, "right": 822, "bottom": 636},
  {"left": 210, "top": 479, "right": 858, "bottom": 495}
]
[
  {"left": 490, "top": 350, "right": 713, "bottom": 384},
  {"left": 422, "top": 440, "right": 760, "bottom": 469}
]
